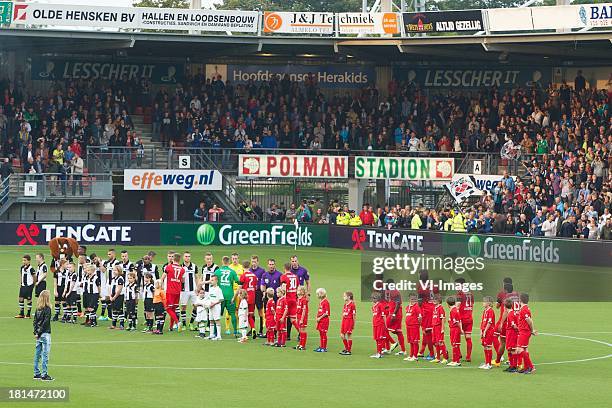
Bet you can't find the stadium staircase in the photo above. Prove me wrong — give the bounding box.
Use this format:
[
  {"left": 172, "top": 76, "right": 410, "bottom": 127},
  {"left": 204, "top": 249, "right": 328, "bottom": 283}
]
[{"left": 130, "top": 113, "right": 243, "bottom": 221}]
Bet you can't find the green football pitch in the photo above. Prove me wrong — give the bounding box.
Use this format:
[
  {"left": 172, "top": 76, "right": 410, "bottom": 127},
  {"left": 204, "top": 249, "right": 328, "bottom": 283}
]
[{"left": 0, "top": 245, "right": 610, "bottom": 407}]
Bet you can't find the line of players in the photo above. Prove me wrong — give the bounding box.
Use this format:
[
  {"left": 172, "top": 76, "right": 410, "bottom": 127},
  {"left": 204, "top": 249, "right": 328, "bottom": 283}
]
[
  {"left": 16, "top": 250, "right": 536, "bottom": 371},
  {"left": 16, "top": 248, "right": 315, "bottom": 341},
  {"left": 370, "top": 273, "right": 537, "bottom": 373}
]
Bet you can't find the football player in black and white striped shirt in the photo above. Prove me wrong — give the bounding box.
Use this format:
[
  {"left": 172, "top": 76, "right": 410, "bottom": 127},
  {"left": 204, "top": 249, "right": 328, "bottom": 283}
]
[
  {"left": 119, "top": 251, "right": 136, "bottom": 321},
  {"left": 76, "top": 255, "right": 88, "bottom": 318},
  {"left": 61, "top": 263, "right": 79, "bottom": 324},
  {"left": 83, "top": 264, "right": 101, "bottom": 327},
  {"left": 53, "top": 259, "right": 68, "bottom": 321},
  {"left": 136, "top": 253, "right": 158, "bottom": 324},
  {"left": 180, "top": 252, "right": 199, "bottom": 331},
  {"left": 100, "top": 249, "right": 121, "bottom": 321},
  {"left": 16, "top": 254, "right": 36, "bottom": 318},
  {"left": 34, "top": 253, "right": 48, "bottom": 298},
  {"left": 109, "top": 265, "right": 125, "bottom": 330},
  {"left": 141, "top": 273, "right": 155, "bottom": 332},
  {"left": 124, "top": 272, "right": 139, "bottom": 331}
]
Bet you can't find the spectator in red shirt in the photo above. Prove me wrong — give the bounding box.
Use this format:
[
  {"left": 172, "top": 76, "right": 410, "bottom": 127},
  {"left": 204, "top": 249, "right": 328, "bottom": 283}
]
[{"left": 359, "top": 204, "right": 374, "bottom": 226}]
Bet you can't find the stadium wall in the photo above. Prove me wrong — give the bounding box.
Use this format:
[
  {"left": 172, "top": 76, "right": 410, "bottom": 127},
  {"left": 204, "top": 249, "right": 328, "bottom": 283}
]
[{"left": 1, "top": 221, "right": 610, "bottom": 267}]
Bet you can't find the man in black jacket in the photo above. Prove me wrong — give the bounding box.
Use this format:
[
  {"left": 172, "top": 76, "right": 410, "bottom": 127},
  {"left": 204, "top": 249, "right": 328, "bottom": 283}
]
[{"left": 559, "top": 216, "right": 577, "bottom": 238}]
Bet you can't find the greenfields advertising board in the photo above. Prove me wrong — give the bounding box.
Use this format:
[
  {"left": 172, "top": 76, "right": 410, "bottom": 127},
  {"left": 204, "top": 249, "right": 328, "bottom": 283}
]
[
  {"left": 444, "top": 232, "right": 611, "bottom": 267},
  {"left": 354, "top": 156, "right": 454, "bottom": 180},
  {"left": 160, "top": 223, "right": 329, "bottom": 247}
]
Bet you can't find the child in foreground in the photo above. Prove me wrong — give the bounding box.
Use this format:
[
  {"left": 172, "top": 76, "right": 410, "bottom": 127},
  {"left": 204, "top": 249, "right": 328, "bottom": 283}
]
[
  {"left": 339, "top": 291, "right": 355, "bottom": 356},
  {"left": 274, "top": 287, "right": 288, "bottom": 347},
  {"left": 152, "top": 279, "right": 166, "bottom": 335},
  {"left": 447, "top": 296, "right": 462, "bottom": 367},
  {"left": 404, "top": 293, "right": 421, "bottom": 361},
  {"left": 314, "top": 288, "right": 330, "bottom": 352},
  {"left": 264, "top": 288, "right": 276, "bottom": 346},
  {"left": 237, "top": 289, "right": 249, "bottom": 343},
  {"left": 480, "top": 296, "right": 496, "bottom": 369},
  {"left": 295, "top": 286, "right": 309, "bottom": 350},
  {"left": 371, "top": 291, "right": 387, "bottom": 359}
]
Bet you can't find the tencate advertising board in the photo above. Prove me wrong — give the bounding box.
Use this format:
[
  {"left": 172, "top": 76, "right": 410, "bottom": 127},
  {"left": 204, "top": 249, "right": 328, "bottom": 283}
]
[
  {"left": 10, "top": 3, "right": 258, "bottom": 31},
  {"left": 160, "top": 223, "right": 329, "bottom": 247},
  {"left": 329, "top": 225, "right": 443, "bottom": 254},
  {"left": 3, "top": 222, "right": 160, "bottom": 246},
  {"left": 355, "top": 156, "right": 454, "bottom": 181},
  {"left": 239, "top": 154, "right": 348, "bottom": 179},
  {"left": 207, "top": 64, "right": 375, "bottom": 89}
]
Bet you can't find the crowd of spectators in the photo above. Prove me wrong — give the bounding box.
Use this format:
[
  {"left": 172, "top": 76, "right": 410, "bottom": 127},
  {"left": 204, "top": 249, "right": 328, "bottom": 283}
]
[
  {"left": 149, "top": 68, "right": 609, "bottom": 239},
  {"left": 0, "top": 76, "right": 147, "bottom": 182},
  {"left": 153, "top": 70, "right": 610, "bottom": 163}
]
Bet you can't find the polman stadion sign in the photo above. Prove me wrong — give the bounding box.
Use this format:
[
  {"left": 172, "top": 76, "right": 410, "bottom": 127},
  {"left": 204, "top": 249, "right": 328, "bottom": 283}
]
[
  {"left": 31, "top": 57, "right": 185, "bottom": 84},
  {"left": 355, "top": 156, "right": 454, "bottom": 181},
  {"left": 207, "top": 64, "right": 375, "bottom": 89},
  {"left": 239, "top": 154, "right": 348, "bottom": 179},
  {"left": 10, "top": 3, "right": 259, "bottom": 32}
]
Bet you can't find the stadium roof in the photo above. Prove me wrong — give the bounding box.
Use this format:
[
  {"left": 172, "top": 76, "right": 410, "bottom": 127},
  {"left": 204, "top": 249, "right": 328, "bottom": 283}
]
[{"left": 1, "top": 28, "right": 611, "bottom": 65}]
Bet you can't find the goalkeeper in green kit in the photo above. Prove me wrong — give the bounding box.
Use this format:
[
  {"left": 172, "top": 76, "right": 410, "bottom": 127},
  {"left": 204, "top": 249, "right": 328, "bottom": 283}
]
[{"left": 214, "top": 256, "right": 240, "bottom": 337}]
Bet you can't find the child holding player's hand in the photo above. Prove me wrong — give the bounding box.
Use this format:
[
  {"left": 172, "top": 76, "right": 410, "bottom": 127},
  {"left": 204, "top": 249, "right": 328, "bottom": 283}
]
[
  {"left": 479, "top": 296, "right": 496, "bottom": 370},
  {"left": 295, "top": 286, "right": 309, "bottom": 350},
  {"left": 274, "top": 287, "right": 288, "bottom": 347},
  {"left": 370, "top": 291, "right": 387, "bottom": 359},
  {"left": 237, "top": 289, "right": 249, "bottom": 343},
  {"left": 264, "top": 288, "right": 276, "bottom": 346},
  {"left": 192, "top": 287, "right": 210, "bottom": 339}
]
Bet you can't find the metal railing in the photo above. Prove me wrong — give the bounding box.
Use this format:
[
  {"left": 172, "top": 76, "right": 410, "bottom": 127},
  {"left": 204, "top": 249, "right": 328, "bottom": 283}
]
[{"left": 7, "top": 173, "right": 113, "bottom": 202}]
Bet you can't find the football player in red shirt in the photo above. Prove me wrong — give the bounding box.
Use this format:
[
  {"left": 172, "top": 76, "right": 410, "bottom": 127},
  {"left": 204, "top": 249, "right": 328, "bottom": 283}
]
[
  {"left": 516, "top": 293, "right": 537, "bottom": 374},
  {"left": 264, "top": 288, "right": 276, "bottom": 346},
  {"left": 494, "top": 278, "right": 519, "bottom": 366},
  {"left": 314, "top": 288, "right": 330, "bottom": 352},
  {"left": 417, "top": 270, "right": 438, "bottom": 359},
  {"left": 274, "top": 287, "right": 288, "bottom": 347},
  {"left": 431, "top": 295, "right": 448, "bottom": 363},
  {"left": 385, "top": 286, "right": 406, "bottom": 356},
  {"left": 295, "top": 286, "right": 309, "bottom": 350},
  {"left": 502, "top": 297, "right": 520, "bottom": 372},
  {"left": 404, "top": 293, "right": 421, "bottom": 361},
  {"left": 455, "top": 278, "right": 474, "bottom": 362},
  {"left": 280, "top": 263, "right": 300, "bottom": 341},
  {"left": 447, "top": 296, "right": 462, "bottom": 366},
  {"left": 479, "top": 296, "right": 496, "bottom": 369},
  {"left": 239, "top": 261, "right": 258, "bottom": 338},
  {"left": 161, "top": 253, "right": 184, "bottom": 331},
  {"left": 340, "top": 291, "right": 356, "bottom": 356},
  {"left": 370, "top": 291, "right": 387, "bottom": 359}
]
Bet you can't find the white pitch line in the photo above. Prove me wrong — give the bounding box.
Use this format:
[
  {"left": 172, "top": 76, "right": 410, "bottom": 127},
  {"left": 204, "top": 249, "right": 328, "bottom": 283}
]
[
  {"left": 0, "top": 361, "right": 446, "bottom": 372},
  {"left": 0, "top": 332, "right": 608, "bottom": 372}
]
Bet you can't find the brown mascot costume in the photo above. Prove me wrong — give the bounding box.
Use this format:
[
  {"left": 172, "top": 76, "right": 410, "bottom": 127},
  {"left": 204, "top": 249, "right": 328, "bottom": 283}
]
[{"left": 48, "top": 237, "right": 79, "bottom": 321}]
